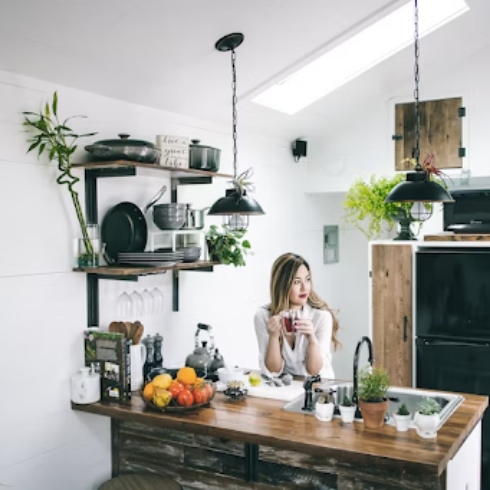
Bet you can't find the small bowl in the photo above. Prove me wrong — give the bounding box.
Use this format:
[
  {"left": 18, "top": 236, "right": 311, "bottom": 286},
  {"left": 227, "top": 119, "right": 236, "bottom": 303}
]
[{"left": 217, "top": 367, "right": 246, "bottom": 385}]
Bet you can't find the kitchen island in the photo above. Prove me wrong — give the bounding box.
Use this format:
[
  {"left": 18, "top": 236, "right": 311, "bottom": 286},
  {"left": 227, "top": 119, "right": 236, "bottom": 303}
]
[{"left": 72, "top": 390, "right": 487, "bottom": 490}]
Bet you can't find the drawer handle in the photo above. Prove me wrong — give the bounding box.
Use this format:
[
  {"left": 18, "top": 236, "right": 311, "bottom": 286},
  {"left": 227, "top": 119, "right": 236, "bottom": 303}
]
[{"left": 403, "top": 316, "right": 408, "bottom": 342}]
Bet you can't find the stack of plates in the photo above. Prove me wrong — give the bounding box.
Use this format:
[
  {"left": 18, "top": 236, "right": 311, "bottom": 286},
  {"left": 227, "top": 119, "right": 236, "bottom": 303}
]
[{"left": 117, "top": 250, "right": 184, "bottom": 266}]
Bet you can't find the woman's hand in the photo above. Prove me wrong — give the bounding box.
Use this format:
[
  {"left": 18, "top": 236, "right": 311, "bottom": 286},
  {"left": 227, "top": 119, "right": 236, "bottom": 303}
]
[
  {"left": 294, "top": 318, "right": 317, "bottom": 343},
  {"left": 267, "top": 314, "right": 283, "bottom": 339}
]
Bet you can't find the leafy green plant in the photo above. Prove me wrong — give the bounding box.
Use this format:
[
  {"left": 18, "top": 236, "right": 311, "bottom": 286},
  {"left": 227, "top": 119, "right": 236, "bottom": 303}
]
[
  {"left": 418, "top": 397, "right": 441, "bottom": 416},
  {"left": 397, "top": 403, "right": 410, "bottom": 416},
  {"left": 341, "top": 395, "right": 354, "bottom": 407},
  {"left": 206, "top": 224, "right": 252, "bottom": 267},
  {"left": 358, "top": 367, "right": 390, "bottom": 403},
  {"left": 23, "top": 92, "right": 96, "bottom": 256},
  {"left": 342, "top": 174, "right": 412, "bottom": 240}
]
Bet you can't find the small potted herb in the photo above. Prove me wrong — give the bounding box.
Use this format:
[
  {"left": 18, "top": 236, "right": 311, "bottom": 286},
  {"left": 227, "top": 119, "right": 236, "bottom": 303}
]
[
  {"left": 358, "top": 367, "right": 390, "bottom": 429},
  {"left": 393, "top": 403, "right": 411, "bottom": 432},
  {"left": 414, "top": 397, "right": 441, "bottom": 439},
  {"left": 339, "top": 394, "right": 356, "bottom": 423},
  {"left": 315, "top": 393, "right": 334, "bottom": 422}
]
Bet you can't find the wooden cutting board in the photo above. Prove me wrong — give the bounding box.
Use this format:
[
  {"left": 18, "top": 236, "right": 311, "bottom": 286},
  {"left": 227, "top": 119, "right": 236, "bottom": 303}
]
[{"left": 247, "top": 380, "right": 304, "bottom": 402}]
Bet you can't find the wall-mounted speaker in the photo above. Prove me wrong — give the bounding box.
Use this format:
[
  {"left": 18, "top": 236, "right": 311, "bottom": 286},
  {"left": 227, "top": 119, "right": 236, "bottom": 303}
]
[{"left": 292, "top": 139, "right": 307, "bottom": 162}]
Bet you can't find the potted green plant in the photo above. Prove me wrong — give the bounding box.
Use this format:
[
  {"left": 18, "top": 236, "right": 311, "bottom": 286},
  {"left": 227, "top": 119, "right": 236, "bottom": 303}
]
[
  {"left": 414, "top": 397, "right": 441, "bottom": 439},
  {"left": 205, "top": 224, "right": 252, "bottom": 267},
  {"left": 358, "top": 367, "right": 390, "bottom": 429},
  {"left": 315, "top": 393, "right": 334, "bottom": 422},
  {"left": 393, "top": 402, "right": 411, "bottom": 432},
  {"left": 339, "top": 394, "right": 356, "bottom": 423},
  {"left": 22, "top": 92, "right": 97, "bottom": 266},
  {"left": 342, "top": 174, "right": 415, "bottom": 240}
]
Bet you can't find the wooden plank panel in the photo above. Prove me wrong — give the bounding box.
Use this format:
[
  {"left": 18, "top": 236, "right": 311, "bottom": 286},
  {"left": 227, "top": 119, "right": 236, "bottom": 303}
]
[
  {"left": 119, "top": 455, "right": 275, "bottom": 490},
  {"left": 372, "top": 244, "right": 412, "bottom": 387},
  {"left": 395, "top": 97, "right": 462, "bottom": 170}
]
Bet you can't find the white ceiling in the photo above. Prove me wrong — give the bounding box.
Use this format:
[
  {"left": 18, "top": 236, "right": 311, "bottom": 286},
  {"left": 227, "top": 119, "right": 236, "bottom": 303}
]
[{"left": 0, "top": 0, "right": 489, "bottom": 140}]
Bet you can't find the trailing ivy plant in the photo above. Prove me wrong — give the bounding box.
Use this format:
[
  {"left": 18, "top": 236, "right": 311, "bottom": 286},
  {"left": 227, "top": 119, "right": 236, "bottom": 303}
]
[
  {"left": 206, "top": 224, "right": 252, "bottom": 267},
  {"left": 23, "top": 92, "right": 96, "bottom": 256}
]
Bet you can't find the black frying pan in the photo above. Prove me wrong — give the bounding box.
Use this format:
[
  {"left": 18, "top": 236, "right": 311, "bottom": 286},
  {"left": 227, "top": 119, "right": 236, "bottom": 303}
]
[{"left": 101, "top": 185, "right": 167, "bottom": 263}]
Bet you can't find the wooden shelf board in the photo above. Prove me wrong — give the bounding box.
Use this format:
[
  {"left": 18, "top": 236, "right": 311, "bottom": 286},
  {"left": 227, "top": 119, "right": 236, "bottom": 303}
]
[
  {"left": 72, "top": 160, "right": 233, "bottom": 179},
  {"left": 424, "top": 234, "right": 490, "bottom": 242},
  {"left": 74, "top": 260, "right": 219, "bottom": 276}
]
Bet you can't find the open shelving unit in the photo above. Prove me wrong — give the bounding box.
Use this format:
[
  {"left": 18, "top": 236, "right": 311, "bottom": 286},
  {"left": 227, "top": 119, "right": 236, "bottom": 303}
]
[{"left": 72, "top": 160, "right": 233, "bottom": 325}]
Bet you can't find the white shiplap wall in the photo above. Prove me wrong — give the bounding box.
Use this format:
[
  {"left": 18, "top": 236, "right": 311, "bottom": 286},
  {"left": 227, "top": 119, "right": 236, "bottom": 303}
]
[{"left": 0, "top": 69, "right": 339, "bottom": 490}]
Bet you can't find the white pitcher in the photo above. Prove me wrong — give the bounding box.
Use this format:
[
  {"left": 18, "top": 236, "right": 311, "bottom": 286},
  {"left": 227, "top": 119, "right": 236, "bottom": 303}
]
[{"left": 130, "top": 344, "right": 147, "bottom": 392}]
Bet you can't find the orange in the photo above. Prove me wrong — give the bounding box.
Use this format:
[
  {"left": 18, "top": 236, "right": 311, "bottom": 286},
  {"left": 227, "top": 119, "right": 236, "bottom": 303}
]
[
  {"left": 177, "top": 367, "right": 197, "bottom": 386},
  {"left": 142, "top": 382, "right": 155, "bottom": 402}
]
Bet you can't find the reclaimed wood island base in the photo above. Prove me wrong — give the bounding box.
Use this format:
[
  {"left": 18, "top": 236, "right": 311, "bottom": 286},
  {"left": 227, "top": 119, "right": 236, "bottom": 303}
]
[{"left": 72, "top": 391, "right": 487, "bottom": 490}]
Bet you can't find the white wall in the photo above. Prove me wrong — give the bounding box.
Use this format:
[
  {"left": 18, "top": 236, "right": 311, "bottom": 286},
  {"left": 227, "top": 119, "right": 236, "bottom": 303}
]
[
  {"left": 0, "top": 68, "right": 322, "bottom": 490},
  {"left": 301, "top": 42, "right": 490, "bottom": 378}
]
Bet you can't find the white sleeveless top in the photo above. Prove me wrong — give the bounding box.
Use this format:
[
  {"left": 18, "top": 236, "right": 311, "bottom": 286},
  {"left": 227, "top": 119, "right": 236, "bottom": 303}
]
[{"left": 253, "top": 302, "right": 335, "bottom": 379}]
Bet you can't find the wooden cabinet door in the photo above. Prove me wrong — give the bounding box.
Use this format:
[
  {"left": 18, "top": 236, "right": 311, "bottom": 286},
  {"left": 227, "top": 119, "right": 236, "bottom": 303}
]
[
  {"left": 371, "top": 244, "right": 412, "bottom": 387},
  {"left": 394, "top": 96, "right": 463, "bottom": 170}
]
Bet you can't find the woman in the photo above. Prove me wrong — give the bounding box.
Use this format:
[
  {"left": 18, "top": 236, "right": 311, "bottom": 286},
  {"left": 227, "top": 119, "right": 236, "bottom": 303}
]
[{"left": 254, "top": 253, "right": 340, "bottom": 378}]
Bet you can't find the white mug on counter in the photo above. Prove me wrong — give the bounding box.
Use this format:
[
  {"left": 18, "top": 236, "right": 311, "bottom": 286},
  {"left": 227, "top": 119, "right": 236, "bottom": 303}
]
[
  {"left": 71, "top": 367, "right": 101, "bottom": 404},
  {"left": 130, "top": 343, "right": 147, "bottom": 392}
]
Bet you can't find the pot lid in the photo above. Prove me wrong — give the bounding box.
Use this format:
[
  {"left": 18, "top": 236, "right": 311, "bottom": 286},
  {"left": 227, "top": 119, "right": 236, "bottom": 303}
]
[
  {"left": 92, "top": 133, "right": 157, "bottom": 148},
  {"left": 190, "top": 139, "right": 220, "bottom": 151}
]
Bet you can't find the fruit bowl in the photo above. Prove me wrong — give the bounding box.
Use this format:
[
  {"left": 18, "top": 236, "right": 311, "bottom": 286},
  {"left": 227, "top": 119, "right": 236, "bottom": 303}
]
[
  {"left": 141, "top": 368, "right": 215, "bottom": 413},
  {"left": 142, "top": 395, "right": 213, "bottom": 413}
]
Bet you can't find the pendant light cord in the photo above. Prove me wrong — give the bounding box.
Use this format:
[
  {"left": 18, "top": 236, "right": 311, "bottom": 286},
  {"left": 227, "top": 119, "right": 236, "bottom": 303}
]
[
  {"left": 231, "top": 48, "right": 238, "bottom": 180},
  {"left": 413, "top": 0, "right": 422, "bottom": 172}
]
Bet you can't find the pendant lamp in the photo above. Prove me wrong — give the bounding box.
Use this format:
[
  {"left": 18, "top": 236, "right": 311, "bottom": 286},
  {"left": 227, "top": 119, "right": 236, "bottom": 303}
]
[
  {"left": 385, "top": 0, "right": 453, "bottom": 205},
  {"left": 208, "top": 33, "right": 265, "bottom": 230}
]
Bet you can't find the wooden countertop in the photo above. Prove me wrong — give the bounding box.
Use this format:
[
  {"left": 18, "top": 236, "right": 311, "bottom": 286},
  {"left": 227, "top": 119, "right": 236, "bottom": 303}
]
[{"left": 72, "top": 390, "right": 487, "bottom": 477}]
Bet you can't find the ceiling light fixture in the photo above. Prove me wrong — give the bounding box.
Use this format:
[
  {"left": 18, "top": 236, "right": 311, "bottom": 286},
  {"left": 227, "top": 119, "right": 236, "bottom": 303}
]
[
  {"left": 252, "top": 0, "right": 469, "bottom": 115},
  {"left": 208, "top": 33, "right": 265, "bottom": 230},
  {"left": 385, "top": 0, "right": 454, "bottom": 206}
]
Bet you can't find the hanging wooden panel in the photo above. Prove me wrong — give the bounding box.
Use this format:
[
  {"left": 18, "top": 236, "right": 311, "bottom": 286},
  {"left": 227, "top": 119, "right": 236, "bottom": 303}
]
[{"left": 394, "top": 97, "right": 463, "bottom": 171}]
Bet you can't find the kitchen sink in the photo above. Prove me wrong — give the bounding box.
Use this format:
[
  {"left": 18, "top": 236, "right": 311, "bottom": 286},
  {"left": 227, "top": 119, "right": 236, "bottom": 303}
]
[{"left": 282, "top": 381, "right": 464, "bottom": 430}]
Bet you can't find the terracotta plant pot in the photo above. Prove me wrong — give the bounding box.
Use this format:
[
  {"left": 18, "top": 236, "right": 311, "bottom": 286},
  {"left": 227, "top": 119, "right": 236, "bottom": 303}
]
[{"left": 359, "top": 399, "right": 389, "bottom": 429}]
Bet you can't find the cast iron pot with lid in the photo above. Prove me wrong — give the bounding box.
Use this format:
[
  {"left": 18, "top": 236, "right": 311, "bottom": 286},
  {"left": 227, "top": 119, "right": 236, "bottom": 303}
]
[
  {"left": 189, "top": 139, "right": 220, "bottom": 171},
  {"left": 101, "top": 185, "right": 167, "bottom": 263},
  {"left": 85, "top": 133, "right": 161, "bottom": 163}
]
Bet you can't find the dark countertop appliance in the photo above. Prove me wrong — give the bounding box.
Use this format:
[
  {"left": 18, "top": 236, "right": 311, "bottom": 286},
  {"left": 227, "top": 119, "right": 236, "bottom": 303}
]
[{"left": 444, "top": 188, "right": 490, "bottom": 234}]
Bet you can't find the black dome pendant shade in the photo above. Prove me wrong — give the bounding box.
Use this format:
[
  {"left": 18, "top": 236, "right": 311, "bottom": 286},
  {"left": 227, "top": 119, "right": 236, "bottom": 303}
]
[
  {"left": 385, "top": 171, "right": 454, "bottom": 203},
  {"left": 385, "top": 0, "right": 453, "bottom": 205},
  {"left": 208, "top": 189, "right": 264, "bottom": 215},
  {"left": 208, "top": 33, "right": 265, "bottom": 224}
]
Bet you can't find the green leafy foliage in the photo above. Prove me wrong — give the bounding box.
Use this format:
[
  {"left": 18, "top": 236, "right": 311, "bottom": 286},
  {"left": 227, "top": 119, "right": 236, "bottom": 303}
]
[
  {"left": 358, "top": 367, "right": 390, "bottom": 403},
  {"left": 418, "top": 397, "right": 441, "bottom": 416},
  {"left": 341, "top": 395, "right": 354, "bottom": 407},
  {"left": 397, "top": 403, "right": 410, "bottom": 416},
  {"left": 342, "top": 174, "right": 413, "bottom": 240},
  {"left": 23, "top": 92, "right": 97, "bottom": 257},
  {"left": 206, "top": 224, "right": 252, "bottom": 267}
]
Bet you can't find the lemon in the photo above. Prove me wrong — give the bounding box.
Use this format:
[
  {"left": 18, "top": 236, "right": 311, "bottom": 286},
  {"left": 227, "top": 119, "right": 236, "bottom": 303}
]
[
  {"left": 249, "top": 372, "right": 262, "bottom": 387},
  {"left": 153, "top": 373, "right": 173, "bottom": 390}
]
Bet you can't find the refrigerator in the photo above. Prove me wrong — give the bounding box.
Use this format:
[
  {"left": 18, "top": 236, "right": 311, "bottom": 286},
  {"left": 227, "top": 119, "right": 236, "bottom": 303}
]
[{"left": 416, "top": 248, "right": 490, "bottom": 488}]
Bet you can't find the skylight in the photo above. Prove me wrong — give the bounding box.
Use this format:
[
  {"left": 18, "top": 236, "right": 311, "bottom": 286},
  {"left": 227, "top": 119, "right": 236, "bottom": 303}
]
[{"left": 252, "top": 0, "right": 469, "bottom": 115}]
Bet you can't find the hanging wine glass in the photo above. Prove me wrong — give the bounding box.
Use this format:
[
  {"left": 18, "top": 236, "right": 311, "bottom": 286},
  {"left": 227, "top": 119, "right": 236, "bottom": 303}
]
[{"left": 151, "top": 287, "right": 164, "bottom": 315}]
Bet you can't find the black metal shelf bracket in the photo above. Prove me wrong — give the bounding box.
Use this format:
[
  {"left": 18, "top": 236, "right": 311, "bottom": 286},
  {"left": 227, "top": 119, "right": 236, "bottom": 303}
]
[{"left": 83, "top": 168, "right": 216, "bottom": 324}]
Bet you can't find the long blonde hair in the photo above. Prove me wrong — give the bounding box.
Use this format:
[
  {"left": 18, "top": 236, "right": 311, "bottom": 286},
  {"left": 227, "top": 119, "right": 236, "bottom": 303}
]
[{"left": 269, "top": 253, "right": 340, "bottom": 350}]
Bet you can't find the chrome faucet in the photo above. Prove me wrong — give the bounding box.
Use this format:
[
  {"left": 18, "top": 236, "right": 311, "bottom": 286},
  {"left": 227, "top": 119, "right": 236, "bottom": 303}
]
[
  {"left": 302, "top": 374, "right": 321, "bottom": 411},
  {"left": 352, "top": 336, "right": 375, "bottom": 418}
]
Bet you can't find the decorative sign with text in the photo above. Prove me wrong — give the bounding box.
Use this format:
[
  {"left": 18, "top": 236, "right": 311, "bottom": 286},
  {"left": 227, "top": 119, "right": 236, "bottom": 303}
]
[{"left": 156, "top": 135, "right": 190, "bottom": 169}]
